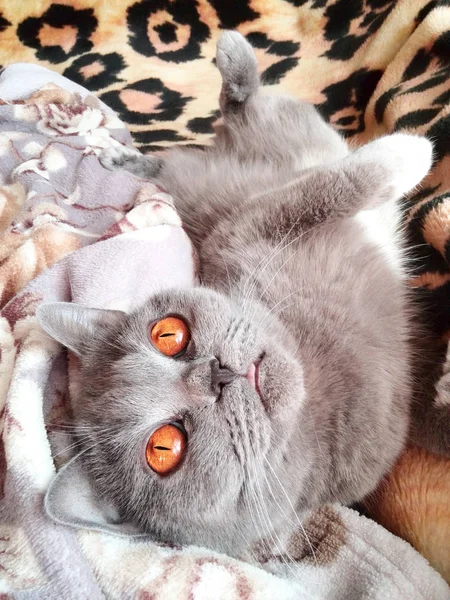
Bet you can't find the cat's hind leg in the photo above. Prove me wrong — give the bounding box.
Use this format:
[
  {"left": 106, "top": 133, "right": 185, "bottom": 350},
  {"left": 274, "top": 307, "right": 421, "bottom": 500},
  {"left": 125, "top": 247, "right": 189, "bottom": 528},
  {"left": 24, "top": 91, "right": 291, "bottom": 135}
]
[
  {"left": 215, "top": 31, "right": 348, "bottom": 169},
  {"left": 216, "top": 31, "right": 260, "bottom": 114}
]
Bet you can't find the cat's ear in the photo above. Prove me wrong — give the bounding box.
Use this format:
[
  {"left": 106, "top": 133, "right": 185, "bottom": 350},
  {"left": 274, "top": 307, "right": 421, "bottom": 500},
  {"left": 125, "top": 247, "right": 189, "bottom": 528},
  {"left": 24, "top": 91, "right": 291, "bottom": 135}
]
[
  {"left": 45, "top": 455, "right": 147, "bottom": 537},
  {"left": 37, "top": 302, "right": 126, "bottom": 355},
  {"left": 346, "top": 133, "right": 433, "bottom": 203}
]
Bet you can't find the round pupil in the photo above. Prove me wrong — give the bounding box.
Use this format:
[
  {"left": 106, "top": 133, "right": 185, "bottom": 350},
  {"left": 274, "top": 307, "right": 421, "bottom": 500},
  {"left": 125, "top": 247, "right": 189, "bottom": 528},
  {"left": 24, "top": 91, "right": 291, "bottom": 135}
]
[{"left": 150, "top": 316, "right": 190, "bottom": 357}]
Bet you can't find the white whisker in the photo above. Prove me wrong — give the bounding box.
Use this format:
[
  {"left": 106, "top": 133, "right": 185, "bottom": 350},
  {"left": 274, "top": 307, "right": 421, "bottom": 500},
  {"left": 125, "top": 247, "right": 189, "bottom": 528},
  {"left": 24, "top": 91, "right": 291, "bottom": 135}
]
[{"left": 264, "top": 456, "right": 317, "bottom": 565}]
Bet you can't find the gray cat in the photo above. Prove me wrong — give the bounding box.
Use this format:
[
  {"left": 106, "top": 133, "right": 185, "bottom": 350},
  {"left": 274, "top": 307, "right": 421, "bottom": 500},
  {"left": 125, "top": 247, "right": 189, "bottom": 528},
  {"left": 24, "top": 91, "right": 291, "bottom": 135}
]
[{"left": 37, "top": 32, "right": 433, "bottom": 556}]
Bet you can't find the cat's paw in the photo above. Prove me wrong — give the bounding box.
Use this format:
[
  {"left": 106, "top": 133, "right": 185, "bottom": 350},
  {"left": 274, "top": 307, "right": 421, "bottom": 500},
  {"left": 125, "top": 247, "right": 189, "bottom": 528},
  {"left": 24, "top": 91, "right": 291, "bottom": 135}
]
[
  {"left": 216, "top": 31, "right": 259, "bottom": 103},
  {"left": 355, "top": 134, "right": 433, "bottom": 198},
  {"left": 99, "top": 146, "right": 162, "bottom": 178},
  {"left": 99, "top": 145, "right": 141, "bottom": 172}
]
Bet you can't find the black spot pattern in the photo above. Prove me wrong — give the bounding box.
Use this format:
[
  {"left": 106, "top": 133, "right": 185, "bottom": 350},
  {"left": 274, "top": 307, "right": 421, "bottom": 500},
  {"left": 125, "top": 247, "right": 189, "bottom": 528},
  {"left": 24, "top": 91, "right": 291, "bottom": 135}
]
[
  {"left": 262, "top": 57, "right": 299, "bottom": 85},
  {"left": 133, "top": 128, "right": 190, "bottom": 152},
  {"left": 127, "top": 0, "right": 209, "bottom": 63},
  {"left": 375, "top": 26, "right": 450, "bottom": 130},
  {"left": 324, "top": 0, "right": 364, "bottom": 40},
  {"left": 325, "top": 36, "right": 366, "bottom": 61},
  {"left": 433, "top": 87, "right": 450, "bottom": 106},
  {"left": 319, "top": 68, "right": 383, "bottom": 137},
  {"left": 208, "top": 0, "right": 259, "bottom": 28},
  {"left": 433, "top": 30, "right": 450, "bottom": 65},
  {"left": 0, "top": 14, "right": 10, "bottom": 32},
  {"left": 415, "top": 1, "right": 439, "bottom": 24},
  {"left": 155, "top": 22, "right": 177, "bottom": 44},
  {"left": 427, "top": 114, "right": 450, "bottom": 162},
  {"left": 63, "top": 53, "right": 126, "bottom": 91},
  {"left": 408, "top": 192, "right": 450, "bottom": 276},
  {"left": 187, "top": 111, "right": 220, "bottom": 135},
  {"left": 404, "top": 72, "right": 449, "bottom": 95},
  {"left": 245, "top": 32, "right": 272, "bottom": 48},
  {"left": 323, "top": 0, "right": 396, "bottom": 61},
  {"left": 394, "top": 108, "right": 441, "bottom": 131},
  {"left": 402, "top": 185, "right": 441, "bottom": 215},
  {"left": 100, "top": 78, "right": 192, "bottom": 126},
  {"left": 428, "top": 282, "right": 450, "bottom": 337},
  {"left": 267, "top": 41, "right": 300, "bottom": 56},
  {"left": 245, "top": 32, "right": 300, "bottom": 81},
  {"left": 403, "top": 48, "right": 432, "bottom": 81},
  {"left": 374, "top": 86, "right": 400, "bottom": 124},
  {"left": 17, "top": 3, "right": 97, "bottom": 63},
  {"left": 282, "top": 0, "right": 309, "bottom": 6}
]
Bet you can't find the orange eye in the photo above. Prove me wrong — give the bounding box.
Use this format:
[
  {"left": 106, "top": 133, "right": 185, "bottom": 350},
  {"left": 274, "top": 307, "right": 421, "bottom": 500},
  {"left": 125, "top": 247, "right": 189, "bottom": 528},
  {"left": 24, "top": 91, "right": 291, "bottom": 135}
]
[
  {"left": 146, "top": 424, "right": 187, "bottom": 474},
  {"left": 150, "top": 316, "right": 190, "bottom": 357}
]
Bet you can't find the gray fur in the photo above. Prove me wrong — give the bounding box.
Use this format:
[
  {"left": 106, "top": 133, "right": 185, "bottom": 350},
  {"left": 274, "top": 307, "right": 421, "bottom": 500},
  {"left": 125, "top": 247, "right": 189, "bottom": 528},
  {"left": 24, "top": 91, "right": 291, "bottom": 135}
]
[{"left": 38, "top": 32, "right": 434, "bottom": 555}]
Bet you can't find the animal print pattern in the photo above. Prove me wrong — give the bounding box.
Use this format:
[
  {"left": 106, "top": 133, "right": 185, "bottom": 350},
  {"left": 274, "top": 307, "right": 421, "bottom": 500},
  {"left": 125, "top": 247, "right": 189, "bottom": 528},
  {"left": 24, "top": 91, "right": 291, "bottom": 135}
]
[
  {"left": 0, "top": 0, "right": 448, "bottom": 339},
  {"left": 0, "top": 0, "right": 449, "bottom": 585}
]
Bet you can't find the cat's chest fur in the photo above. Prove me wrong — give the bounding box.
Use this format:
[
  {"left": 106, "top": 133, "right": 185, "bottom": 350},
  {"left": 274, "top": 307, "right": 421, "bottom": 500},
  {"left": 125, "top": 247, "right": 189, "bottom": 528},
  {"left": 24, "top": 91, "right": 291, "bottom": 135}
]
[
  {"left": 157, "top": 149, "right": 404, "bottom": 291},
  {"left": 183, "top": 158, "right": 409, "bottom": 405},
  {"left": 174, "top": 157, "right": 405, "bottom": 300}
]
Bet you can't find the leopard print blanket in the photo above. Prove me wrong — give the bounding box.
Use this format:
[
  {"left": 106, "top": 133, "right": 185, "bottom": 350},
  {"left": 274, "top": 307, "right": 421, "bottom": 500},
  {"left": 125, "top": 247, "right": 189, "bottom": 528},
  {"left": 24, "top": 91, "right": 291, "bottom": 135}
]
[{"left": 0, "top": 0, "right": 449, "bottom": 589}]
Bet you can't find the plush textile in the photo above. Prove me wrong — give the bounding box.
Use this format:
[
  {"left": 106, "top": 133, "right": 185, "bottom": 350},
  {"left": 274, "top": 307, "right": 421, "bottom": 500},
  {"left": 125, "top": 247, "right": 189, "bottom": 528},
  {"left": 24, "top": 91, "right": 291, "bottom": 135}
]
[
  {"left": 0, "top": 63, "right": 448, "bottom": 600},
  {"left": 0, "top": 0, "right": 449, "bottom": 592}
]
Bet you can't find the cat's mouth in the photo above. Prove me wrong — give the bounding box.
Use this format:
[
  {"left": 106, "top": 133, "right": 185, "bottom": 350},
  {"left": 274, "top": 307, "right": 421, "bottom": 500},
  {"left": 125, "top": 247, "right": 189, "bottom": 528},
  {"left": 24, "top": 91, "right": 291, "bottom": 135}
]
[{"left": 246, "top": 355, "right": 264, "bottom": 402}]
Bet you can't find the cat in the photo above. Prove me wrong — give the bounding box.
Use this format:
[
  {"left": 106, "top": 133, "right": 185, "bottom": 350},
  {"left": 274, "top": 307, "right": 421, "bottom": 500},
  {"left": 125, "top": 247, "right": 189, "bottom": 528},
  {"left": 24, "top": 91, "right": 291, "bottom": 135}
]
[{"left": 37, "top": 31, "right": 433, "bottom": 556}]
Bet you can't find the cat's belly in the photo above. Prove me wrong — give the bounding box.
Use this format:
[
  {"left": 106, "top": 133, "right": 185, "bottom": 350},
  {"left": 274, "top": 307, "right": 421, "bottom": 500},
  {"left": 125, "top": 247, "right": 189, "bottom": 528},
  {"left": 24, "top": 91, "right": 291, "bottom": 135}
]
[{"left": 354, "top": 200, "right": 404, "bottom": 279}]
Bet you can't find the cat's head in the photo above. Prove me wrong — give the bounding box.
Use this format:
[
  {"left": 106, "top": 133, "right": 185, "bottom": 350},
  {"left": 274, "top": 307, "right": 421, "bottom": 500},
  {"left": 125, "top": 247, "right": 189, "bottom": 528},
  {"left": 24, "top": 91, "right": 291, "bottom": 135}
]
[{"left": 38, "top": 287, "right": 306, "bottom": 554}]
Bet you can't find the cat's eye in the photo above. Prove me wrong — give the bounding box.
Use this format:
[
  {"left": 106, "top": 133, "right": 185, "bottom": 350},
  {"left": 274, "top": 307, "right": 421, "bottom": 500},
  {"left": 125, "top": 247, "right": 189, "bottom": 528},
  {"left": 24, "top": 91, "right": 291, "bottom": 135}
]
[
  {"left": 150, "top": 316, "right": 190, "bottom": 357},
  {"left": 146, "top": 423, "right": 187, "bottom": 474}
]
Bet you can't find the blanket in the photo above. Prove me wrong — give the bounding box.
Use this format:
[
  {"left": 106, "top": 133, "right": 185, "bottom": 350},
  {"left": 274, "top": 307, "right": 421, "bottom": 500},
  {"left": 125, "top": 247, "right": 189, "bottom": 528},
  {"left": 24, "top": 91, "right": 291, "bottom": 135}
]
[
  {"left": 0, "top": 59, "right": 448, "bottom": 600},
  {"left": 0, "top": 0, "right": 449, "bottom": 595}
]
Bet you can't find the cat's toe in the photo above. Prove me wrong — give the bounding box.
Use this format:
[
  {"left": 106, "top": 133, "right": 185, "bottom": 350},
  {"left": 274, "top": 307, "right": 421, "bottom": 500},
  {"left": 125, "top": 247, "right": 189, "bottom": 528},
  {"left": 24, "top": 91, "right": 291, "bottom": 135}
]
[{"left": 99, "top": 145, "right": 141, "bottom": 171}]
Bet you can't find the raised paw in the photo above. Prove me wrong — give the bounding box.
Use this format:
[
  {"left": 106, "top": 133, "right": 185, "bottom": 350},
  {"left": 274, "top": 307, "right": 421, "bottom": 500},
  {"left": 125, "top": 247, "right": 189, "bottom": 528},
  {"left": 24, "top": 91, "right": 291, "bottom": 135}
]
[
  {"left": 216, "top": 31, "right": 259, "bottom": 104},
  {"left": 99, "top": 145, "right": 142, "bottom": 172},
  {"left": 351, "top": 134, "right": 433, "bottom": 199}
]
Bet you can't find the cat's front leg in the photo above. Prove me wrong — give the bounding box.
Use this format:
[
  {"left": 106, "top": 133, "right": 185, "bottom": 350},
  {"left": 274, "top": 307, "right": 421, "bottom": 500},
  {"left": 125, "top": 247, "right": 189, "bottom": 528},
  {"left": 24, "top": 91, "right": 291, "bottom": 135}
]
[
  {"left": 250, "top": 133, "right": 433, "bottom": 231},
  {"left": 99, "top": 145, "right": 163, "bottom": 179}
]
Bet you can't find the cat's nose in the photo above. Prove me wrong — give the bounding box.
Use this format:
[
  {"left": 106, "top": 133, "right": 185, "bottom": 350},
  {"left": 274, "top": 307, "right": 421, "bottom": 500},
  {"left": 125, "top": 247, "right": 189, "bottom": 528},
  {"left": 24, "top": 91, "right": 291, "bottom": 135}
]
[{"left": 210, "top": 358, "right": 237, "bottom": 395}]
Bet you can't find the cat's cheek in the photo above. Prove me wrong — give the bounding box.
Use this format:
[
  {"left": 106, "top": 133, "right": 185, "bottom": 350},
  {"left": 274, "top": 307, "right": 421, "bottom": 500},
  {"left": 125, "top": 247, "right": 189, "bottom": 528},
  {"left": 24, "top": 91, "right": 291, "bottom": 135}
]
[{"left": 259, "top": 355, "right": 304, "bottom": 420}]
